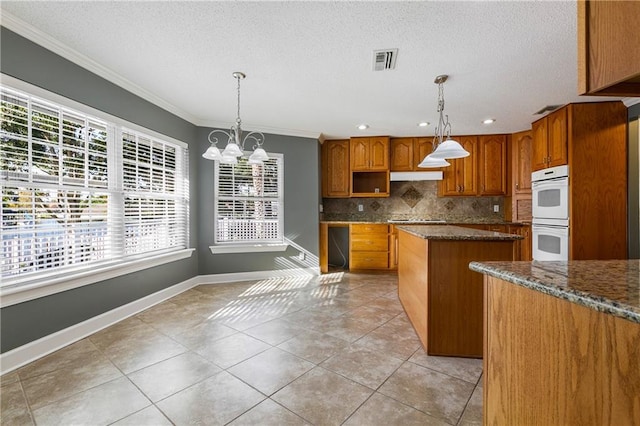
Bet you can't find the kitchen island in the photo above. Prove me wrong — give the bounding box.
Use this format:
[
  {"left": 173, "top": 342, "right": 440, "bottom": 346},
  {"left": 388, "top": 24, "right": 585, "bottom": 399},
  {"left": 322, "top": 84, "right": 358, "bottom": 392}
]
[
  {"left": 470, "top": 260, "right": 640, "bottom": 425},
  {"left": 397, "top": 225, "right": 521, "bottom": 358}
]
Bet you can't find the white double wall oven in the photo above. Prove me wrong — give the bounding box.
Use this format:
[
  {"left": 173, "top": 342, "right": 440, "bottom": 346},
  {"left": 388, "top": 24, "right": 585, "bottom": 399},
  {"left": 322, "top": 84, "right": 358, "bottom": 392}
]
[{"left": 532, "top": 165, "right": 569, "bottom": 261}]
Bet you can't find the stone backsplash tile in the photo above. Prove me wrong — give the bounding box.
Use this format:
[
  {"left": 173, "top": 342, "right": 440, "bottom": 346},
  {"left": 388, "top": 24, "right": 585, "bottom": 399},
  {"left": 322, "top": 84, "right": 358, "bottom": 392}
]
[{"left": 322, "top": 181, "right": 505, "bottom": 222}]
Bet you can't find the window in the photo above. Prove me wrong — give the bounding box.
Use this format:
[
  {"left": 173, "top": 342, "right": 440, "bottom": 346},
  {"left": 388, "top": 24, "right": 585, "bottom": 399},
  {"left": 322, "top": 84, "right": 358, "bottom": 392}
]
[
  {"left": 0, "top": 84, "right": 189, "bottom": 292},
  {"left": 213, "top": 154, "right": 284, "bottom": 249}
]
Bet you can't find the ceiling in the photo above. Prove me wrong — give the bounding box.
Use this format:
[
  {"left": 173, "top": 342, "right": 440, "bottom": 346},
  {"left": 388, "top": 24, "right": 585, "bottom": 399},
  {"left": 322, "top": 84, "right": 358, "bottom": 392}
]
[{"left": 0, "top": 1, "right": 627, "bottom": 140}]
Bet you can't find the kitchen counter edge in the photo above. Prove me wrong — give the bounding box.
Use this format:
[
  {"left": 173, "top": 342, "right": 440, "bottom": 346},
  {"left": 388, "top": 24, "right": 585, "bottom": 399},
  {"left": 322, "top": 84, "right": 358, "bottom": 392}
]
[
  {"left": 397, "top": 225, "right": 523, "bottom": 241},
  {"left": 469, "top": 261, "right": 640, "bottom": 324}
]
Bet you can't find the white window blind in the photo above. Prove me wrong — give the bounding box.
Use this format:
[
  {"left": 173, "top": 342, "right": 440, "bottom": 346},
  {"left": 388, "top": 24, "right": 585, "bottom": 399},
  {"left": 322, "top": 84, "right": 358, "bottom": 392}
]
[
  {"left": 214, "top": 154, "right": 283, "bottom": 245},
  {"left": 0, "top": 85, "right": 189, "bottom": 288},
  {"left": 122, "top": 130, "right": 188, "bottom": 255}
]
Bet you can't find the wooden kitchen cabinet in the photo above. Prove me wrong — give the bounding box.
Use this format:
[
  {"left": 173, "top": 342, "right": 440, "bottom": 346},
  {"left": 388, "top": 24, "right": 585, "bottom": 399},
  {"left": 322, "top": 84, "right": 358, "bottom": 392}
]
[
  {"left": 483, "top": 275, "right": 640, "bottom": 425},
  {"left": 321, "top": 139, "right": 350, "bottom": 198},
  {"left": 532, "top": 107, "right": 568, "bottom": 172},
  {"left": 414, "top": 138, "right": 437, "bottom": 169},
  {"left": 390, "top": 137, "right": 438, "bottom": 171},
  {"left": 439, "top": 136, "right": 478, "bottom": 196},
  {"left": 350, "top": 136, "right": 390, "bottom": 197},
  {"left": 390, "top": 138, "right": 414, "bottom": 171},
  {"left": 350, "top": 136, "right": 389, "bottom": 171},
  {"left": 511, "top": 130, "right": 532, "bottom": 194},
  {"left": 349, "top": 223, "right": 389, "bottom": 270},
  {"left": 478, "top": 134, "right": 507, "bottom": 196},
  {"left": 508, "top": 224, "right": 532, "bottom": 261},
  {"left": 578, "top": 1, "right": 640, "bottom": 96}
]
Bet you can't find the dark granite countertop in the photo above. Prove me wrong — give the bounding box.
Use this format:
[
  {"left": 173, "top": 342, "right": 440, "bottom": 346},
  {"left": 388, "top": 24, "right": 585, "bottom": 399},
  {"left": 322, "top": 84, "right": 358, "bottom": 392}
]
[
  {"left": 469, "top": 260, "right": 640, "bottom": 324},
  {"left": 397, "top": 225, "right": 523, "bottom": 241}
]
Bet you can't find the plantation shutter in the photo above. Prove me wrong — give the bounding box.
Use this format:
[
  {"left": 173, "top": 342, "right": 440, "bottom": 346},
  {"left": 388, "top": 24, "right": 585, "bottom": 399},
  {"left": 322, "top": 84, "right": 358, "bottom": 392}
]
[
  {"left": 1, "top": 87, "right": 117, "bottom": 281},
  {"left": 214, "top": 155, "right": 283, "bottom": 244}
]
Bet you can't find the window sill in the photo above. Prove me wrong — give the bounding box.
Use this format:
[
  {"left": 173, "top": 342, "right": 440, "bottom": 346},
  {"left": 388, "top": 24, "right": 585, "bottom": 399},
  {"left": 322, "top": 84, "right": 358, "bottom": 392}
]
[
  {"left": 0, "top": 248, "right": 195, "bottom": 308},
  {"left": 209, "top": 243, "right": 289, "bottom": 254}
]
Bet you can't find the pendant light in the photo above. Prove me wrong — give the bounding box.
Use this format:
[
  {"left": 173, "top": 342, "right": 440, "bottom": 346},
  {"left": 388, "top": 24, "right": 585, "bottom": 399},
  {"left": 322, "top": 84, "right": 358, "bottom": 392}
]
[
  {"left": 419, "top": 75, "right": 470, "bottom": 167},
  {"left": 202, "top": 72, "right": 269, "bottom": 164}
]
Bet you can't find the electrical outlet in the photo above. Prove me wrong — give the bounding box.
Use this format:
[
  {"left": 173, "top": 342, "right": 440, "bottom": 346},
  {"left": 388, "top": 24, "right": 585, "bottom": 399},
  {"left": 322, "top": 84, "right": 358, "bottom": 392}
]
[
  {"left": 493, "top": 204, "right": 500, "bottom": 212},
  {"left": 358, "top": 204, "right": 364, "bottom": 212},
  {"left": 319, "top": 204, "right": 323, "bottom": 213}
]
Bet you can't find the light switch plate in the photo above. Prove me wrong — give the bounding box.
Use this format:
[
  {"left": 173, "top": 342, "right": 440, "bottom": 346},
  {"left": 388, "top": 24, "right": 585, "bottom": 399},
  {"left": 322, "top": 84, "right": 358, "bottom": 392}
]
[{"left": 493, "top": 204, "right": 500, "bottom": 212}]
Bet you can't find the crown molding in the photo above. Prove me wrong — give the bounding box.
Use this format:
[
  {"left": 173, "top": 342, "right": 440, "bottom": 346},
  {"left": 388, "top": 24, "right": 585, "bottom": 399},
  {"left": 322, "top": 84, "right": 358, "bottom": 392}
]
[
  {"left": 1, "top": 12, "right": 200, "bottom": 125},
  {"left": 2, "top": 13, "right": 321, "bottom": 141},
  {"left": 623, "top": 97, "right": 640, "bottom": 107}
]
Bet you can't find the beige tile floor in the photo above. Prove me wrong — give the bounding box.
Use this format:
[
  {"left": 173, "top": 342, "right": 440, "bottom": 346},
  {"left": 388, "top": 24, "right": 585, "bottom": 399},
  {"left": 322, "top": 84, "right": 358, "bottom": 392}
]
[{"left": 0, "top": 272, "right": 483, "bottom": 426}]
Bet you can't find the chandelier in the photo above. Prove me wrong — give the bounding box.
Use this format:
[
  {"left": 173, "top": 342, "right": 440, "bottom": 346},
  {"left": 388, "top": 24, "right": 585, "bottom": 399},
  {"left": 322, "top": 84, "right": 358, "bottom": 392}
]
[
  {"left": 418, "top": 74, "right": 469, "bottom": 168},
  {"left": 202, "top": 72, "right": 269, "bottom": 165}
]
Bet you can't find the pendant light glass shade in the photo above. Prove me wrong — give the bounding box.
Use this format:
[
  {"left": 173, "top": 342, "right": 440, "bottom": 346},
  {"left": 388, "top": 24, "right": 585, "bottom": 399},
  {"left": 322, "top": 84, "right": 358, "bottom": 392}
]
[
  {"left": 220, "top": 154, "right": 238, "bottom": 164},
  {"left": 250, "top": 147, "right": 269, "bottom": 161},
  {"left": 418, "top": 154, "right": 450, "bottom": 168},
  {"left": 202, "top": 144, "right": 222, "bottom": 160},
  {"left": 428, "top": 138, "right": 470, "bottom": 159},
  {"left": 222, "top": 142, "right": 243, "bottom": 157}
]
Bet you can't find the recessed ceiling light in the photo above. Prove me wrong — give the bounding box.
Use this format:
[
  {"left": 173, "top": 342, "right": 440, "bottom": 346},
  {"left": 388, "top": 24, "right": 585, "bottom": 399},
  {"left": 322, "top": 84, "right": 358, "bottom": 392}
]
[
  {"left": 483, "top": 118, "right": 496, "bottom": 124},
  {"left": 417, "top": 121, "right": 429, "bottom": 127},
  {"left": 357, "top": 124, "right": 369, "bottom": 130}
]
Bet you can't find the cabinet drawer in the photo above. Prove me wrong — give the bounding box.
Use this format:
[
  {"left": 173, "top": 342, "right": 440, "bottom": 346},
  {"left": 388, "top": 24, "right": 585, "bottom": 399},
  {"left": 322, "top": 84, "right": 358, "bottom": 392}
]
[
  {"left": 350, "top": 252, "right": 389, "bottom": 269},
  {"left": 351, "top": 224, "right": 388, "bottom": 234},
  {"left": 351, "top": 234, "right": 389, "bottom": 251}
]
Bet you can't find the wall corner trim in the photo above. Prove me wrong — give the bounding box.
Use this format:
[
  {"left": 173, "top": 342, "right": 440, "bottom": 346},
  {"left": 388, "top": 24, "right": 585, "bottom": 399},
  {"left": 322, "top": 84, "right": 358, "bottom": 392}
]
[{"left": 0, "top": 267, "right": 320, "bottom": 375}]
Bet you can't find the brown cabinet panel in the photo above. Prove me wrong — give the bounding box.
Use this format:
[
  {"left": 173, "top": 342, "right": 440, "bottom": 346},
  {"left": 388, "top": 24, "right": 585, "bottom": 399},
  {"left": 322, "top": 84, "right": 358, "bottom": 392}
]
[
  {"left": 369, "top": 137, "right": 390, "bottom": 170},
  {"left": 350, "top": 138, "right": 370, "bottom": 171},
  {"left": 349, "top": 223, "right": 390, "bottom": 270},
  {"left": 479, "top": 134, "right": 507, "bottom": 196},
  {"left": 484, "top": 276, "right": 640, "bottom": 424},
  {"left": 439, "top": 136, "right": 478, "bottom": 196},
  {"left": 321, "top": 139, "right": 350, "bottom": 198},
  {"left": 531, "top": 117, "right": 549, "bottom": 172},
  {"left": 390, "top": 138, "right": 414, "bottom": 171},
  {"left": 531, "top": 107, "right": 568, "bottom": 172},
  {"left": 414, "top": 137, "right": 436, "bottom": 169},
  {"left": 512, "top": 130, "right": 532, "bottom": 194},
  {"left": 547, "top": 108, "right": 568, "bottom": 168},
  {"left": 578, "top": 1, "right": 640, "bottom": 96}
]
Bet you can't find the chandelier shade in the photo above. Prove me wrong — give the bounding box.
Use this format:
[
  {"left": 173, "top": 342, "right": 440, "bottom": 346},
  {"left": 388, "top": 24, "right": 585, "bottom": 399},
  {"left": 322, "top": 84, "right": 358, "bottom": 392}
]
[
  {"left": 419, "top": 74, "right": 470, "bottom": 167},
  {"left": 418, "top": 154, "right": 451, "bottom": 168},
  {"left": 203, "top": 72, "right": 269, "bottom": 164}
]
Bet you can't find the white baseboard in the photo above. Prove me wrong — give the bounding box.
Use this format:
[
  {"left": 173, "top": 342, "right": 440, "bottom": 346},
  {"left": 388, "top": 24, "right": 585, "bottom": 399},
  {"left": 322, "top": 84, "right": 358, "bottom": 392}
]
[
  {"left": 0, "top": 267, "right": 320, "bottom": 375},
  {"left": 197, "top": 267, "right": 320, "bottom": 285},
  {"left": 0, "top": 276, "right": 199, "bottom": 375}
]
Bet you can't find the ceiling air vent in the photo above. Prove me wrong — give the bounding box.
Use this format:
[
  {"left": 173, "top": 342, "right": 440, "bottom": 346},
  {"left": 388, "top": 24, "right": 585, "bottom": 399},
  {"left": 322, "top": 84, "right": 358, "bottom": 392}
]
[
  {"left": 373, "top": 49, "right": 398, "bottom": 71},
  {"left": 534, "top": 104, "right": 563, "bottom": 115}
]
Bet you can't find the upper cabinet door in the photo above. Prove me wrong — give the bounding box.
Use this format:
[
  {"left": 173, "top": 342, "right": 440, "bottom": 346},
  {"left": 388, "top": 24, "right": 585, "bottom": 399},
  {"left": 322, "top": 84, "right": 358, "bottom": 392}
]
[
  {"left": 458, "top": 136, "right": 478, "bottom": 195},
  {"left": 513, "top": 130, "right": 533, "bottom": 194},
  {"left": 369, "top": 137, "right": 390, "bottom": 170},
  {"left": 322, "top": 139, "right": 350, "bottom": 198},
  {"left": 547, "top": 108, "right": 568, "bottom": 168},
  {"left": 578, "top": 1, "right": 640, "bottom": 96},
  {"left": 414, "top": 137, "right": 436, "bottom": 169},
  {"left": 350, "top": 138, "right": 369, "bottom": 171},
  {"left": 390, "top": 138, "right": 414, "bottom": 171},
  {"left": 531, "top": 117, "right": 549, "bottom": 172},
  {"left": 478, "top": 134, "right": 507, "bottom": 196}
]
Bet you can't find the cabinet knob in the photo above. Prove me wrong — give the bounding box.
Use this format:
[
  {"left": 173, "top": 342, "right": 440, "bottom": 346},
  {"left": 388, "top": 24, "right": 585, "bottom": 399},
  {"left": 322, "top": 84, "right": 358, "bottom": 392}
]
[{"left": 515, "top": 183, "right": 519, "bottom": 189}]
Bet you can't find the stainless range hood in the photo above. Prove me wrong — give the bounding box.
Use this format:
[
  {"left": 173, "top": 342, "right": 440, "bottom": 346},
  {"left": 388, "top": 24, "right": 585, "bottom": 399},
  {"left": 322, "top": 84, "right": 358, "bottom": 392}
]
[{"left": 390, "top": 171, "right": 443, "bottom": 181}]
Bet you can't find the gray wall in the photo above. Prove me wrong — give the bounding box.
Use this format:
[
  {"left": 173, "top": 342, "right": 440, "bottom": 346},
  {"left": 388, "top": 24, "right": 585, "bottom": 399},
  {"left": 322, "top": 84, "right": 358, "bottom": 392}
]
[
  {"left": 0, "top": 27, "right": 320, "bottom": 353},
  {"left": 198, "top": 127, "right": 320, "bottom": 275}
]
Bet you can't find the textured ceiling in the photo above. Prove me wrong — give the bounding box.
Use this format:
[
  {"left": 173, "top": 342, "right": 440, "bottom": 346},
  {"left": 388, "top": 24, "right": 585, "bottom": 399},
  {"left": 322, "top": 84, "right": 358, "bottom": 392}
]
[{"left": 0, "top": 1, "right": 625, "bottom": 140}]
